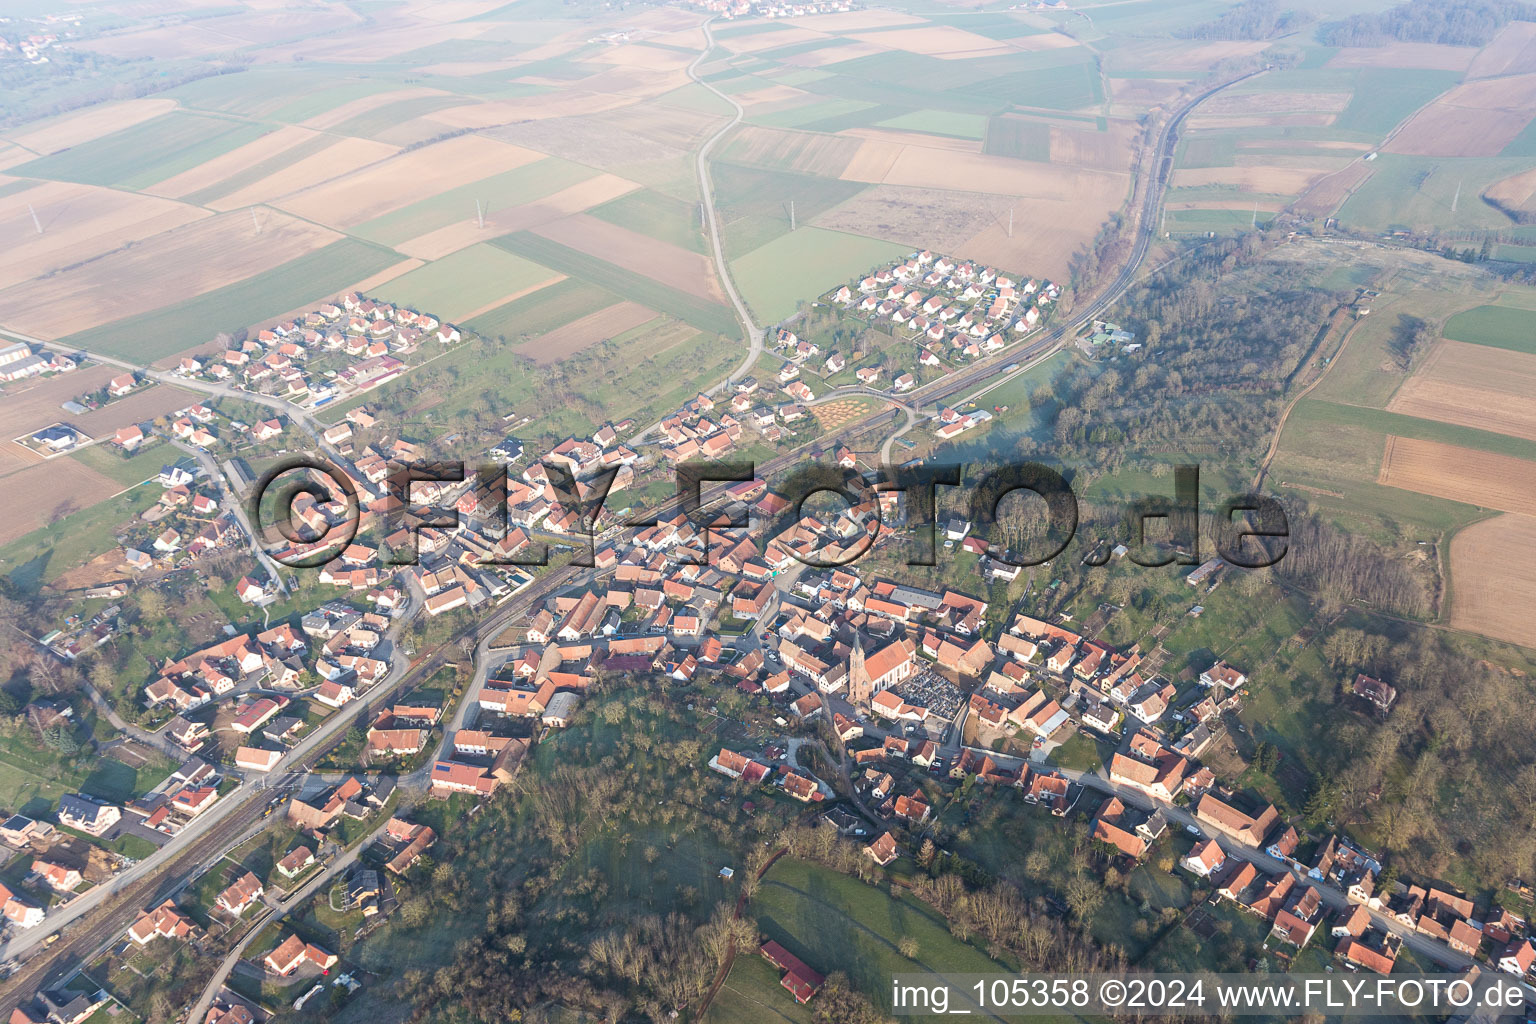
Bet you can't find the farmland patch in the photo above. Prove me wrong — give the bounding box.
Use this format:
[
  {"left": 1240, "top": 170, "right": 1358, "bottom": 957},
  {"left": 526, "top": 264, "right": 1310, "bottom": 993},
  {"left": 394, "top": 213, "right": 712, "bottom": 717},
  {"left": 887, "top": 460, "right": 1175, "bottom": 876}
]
[
  {"left": 1386, "top": 340, "right": 1536, "bottom": 442},
  {"left": 1447, "top": 513, "right": 1536, "bottom": 648},
  {"left": 1378, "top": 435, "right": 1536, "bottom": 516},
  {"left": 0, "top": 209, "right": 340, "bottom": 340}
]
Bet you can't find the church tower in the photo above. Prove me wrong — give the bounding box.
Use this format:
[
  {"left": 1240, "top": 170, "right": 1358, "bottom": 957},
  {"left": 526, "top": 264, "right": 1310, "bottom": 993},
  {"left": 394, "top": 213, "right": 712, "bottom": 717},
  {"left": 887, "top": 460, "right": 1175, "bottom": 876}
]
[{"left": 848, "top": 634, "right": 872, "bottom": 708}]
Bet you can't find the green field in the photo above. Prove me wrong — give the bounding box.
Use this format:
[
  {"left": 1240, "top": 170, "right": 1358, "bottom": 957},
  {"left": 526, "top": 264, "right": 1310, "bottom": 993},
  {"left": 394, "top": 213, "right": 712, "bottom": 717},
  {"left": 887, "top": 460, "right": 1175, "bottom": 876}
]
[
  {"left": 12, "top": 111, "right": 274, "bottom": 191},
  {"left": 713, "top": 163, "right": 868, "bottom": 260},
  {"left": 1336, "top": 154, "right": 1532, "bottom": 233},
  {"left": 1442, "top": 304, "right": 1536, "bottom": 356},
  {"left": 492, "top": 231, "right": 740, "bottom": 336},
  {"left": 958, "top": 59, "right": 1103, "bottom": 112},
  {"left": 751, "top": 858, "right": 1008, "bottom": 1015},
  {"left": 325, "top": 94, "right": 474, "bottom": 140},
  {"left": 1178, "top": 135, "right": 1237, "bottom": 168},
  {"left": 373, "top": 242, "right": 558, "bottom": 318},
  {"left": 181, "top": 133, "right": 338, "bottom": 208},
  {"left": 69, "top": 444, "right": 171, "bottom": 488},
  {"left": 732, "top": 227, "right": 909, "bottom": 323},
  {"left": 466, "top": 277, "right": 618, "bottom": 342},
  {"left": 589, "top": 188, "right": 707, "bottom": 254},
  {"left": 166, "top": 68, "right": 400, "bottom": 120},
  {"left": 1265, "top": 399, "right": 1509, "bottom": 535},
  {"left": 1166, "top": 208, "right": 1268, "bottom": 234},
  {"left": 872, "top": 109, "right": 989, "bottom": 140},
  {"left": 353, "top": 157, "right": 599, "bottom": 246},
  {"left": 751, "top": 97, "right": 884, "bottom": 130},
  {"left": 0, "top": 481, "right": 163, "bottom": 595},
  {"left": 984, "top": 116, "right": 1051, "bottom": 160},
  {"left": 59, "top": 237, "right": 400, "bottom": 362},
  {"left": 1332, "top": 69, "right": 1462, "bottom": 138},
  {"left": 705, "top": 953, "right": 812, "bottom": 1024}
]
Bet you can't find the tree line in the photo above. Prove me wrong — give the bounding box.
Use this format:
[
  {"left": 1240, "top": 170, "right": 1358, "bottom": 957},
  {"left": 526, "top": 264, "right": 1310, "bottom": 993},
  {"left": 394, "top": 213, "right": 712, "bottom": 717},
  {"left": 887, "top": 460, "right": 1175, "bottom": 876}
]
[
  {"left": 1176, "top": 0, "right": 1312, "bottom": 41},
  {"left": 1318, "top": 0, "right": 1536, "bottom": 47}
]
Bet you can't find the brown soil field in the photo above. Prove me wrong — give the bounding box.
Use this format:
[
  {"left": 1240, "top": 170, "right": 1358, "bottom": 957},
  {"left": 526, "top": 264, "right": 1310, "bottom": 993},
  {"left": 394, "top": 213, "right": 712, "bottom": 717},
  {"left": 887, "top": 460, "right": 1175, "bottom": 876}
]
[
  {"left": 619, "top": 6, "right": 705, "bottom": 31},
  {"left": 848, "top": 143, "right": 1128, "bottom": 203},
  {"left": 720, "top": 27, "right": 830, "bottom": 54},
  {"left": 958, "top": 192, "right": 1110, "bottom": 282},
  {"left": 371, "top": 116, "right": 464, "bottom": 148},
  {"left": 0, "top": 458, "right": 125, "bottom": 546},
  {"left": 491, "top": 104, "right": 726, "bottom": 168},
  {"left": 1292, "top": 161, "right": 1376, "bottom": 217},
  {"left": 847, "top": 27, "right": 1014, "bottom": 59},
  {"left": 397, "top": 173, "right": 641, "bottom": 261},
  {"left": 781, "top": 41, "right": 891, "bottom": 67},
  {"left": 1468, "top": 20, "right": 1536, "bottom": 78},
  {"left": 1184, "top": 113, "right": 1336, "bottom": 130},
  {"left": 569, "top": 66, "right": 691, "bottom": 101},
  {"left": 1108, "top": 38, "right": 1273, "bottom": 72},
  {"left": 0, "top": 209, "right": 339, "bottom": 339},
  {"left": 514, "top": 301, "right": 656, "bottom": 364},
  {"left": 726, "top": 126, "right": 860, "bottom": 176},
  {"left": 2, "top": 98, "right": 177, "bottom": 155},
  {"left": 0, "top": 181, "right": 210, "bottom": 291},
  {"left": 839, "top": 139, "right": 916, "bottom": 183},
  {"left": 263, "top": 19, "right": 489, "bottom": 62},
  {"left": 1235, "top": 153, "right": 1354, "bottom": 170},
  {"left": 274, "top": 135, "right": 542, "bottom": 228},
  {"left": 455, "top": 274, "right": 567, "bottom": 323},
  {"left": 401, "top": 0, "right": 508, "bottom": 20},
  {"left": 814, "top": 183, "right": 1000, "bottom": 253},
  {"left": 144, "top": 124, "right": 321, "bottom": 198},
  {"left": 1448, "top": 512, "right": 1536, "bottom": 648},
  {"left": 1386, "top": 340, "right": 1536, "bottom": 442},
  {"left": 79, "top": 8, "right": 361, "bottom": 58},
  {"left": 152, "top": 258, "right": 430, "bottom": 369},
  {"left": 841, "top": 127, "right": 981, "bottom": 153},
  {"left": 735, "top": 85, "right": 817, "bottom": 111},
  {"left": 1195, "top": 90, "right": 1353, "bottom": 117},
  {"left": 1171, "top": 165, "right": 1334, "bottom": 195},
  {"left": 411, "top": 60, "right": 522, "bottom": 76},
  {"left": 530, "top": 213, "right": 724, "bottom": 302},
  {"left": 1109, "top": 77, "right": 1188, "bottom": 115},
  {"left": 208, "top": 136, "right": 400, "bottom": 212},
  {"left": 1377, "top": 435, "right": 1536, "bottom": 516},
  {"left": 300, "top": 87, "right": 458, "bottom": 130},
  {"left": 814, "top": 174, "right": 1117, "bottom": 282},
  {"left": 1005, "top": 31, "right": 1083, "bottom": 53},
  {"left": 1384, "top": 105, "right": 1532, "bottom": 156},
  {"left": 429, "top": 90, "right": 644, "bottom": 128},
  {"left": 589, "top": 43, "right": 697, "bottom": 71},
  {"left": 1484, "top": 166, "right": 1536, "bottom": 214},
  {"left": 1325, "top": 43, "right": 1477, "bottom": 71},
  {"left": 0, "top": 366, "right": 117, "bottom": 440},
  {"left": 1166, "top": 199, "right": 1287, "bottom": 212},
  {"left": 792, "top": 10, "right": 926, "bottom": 29},
  {"left": 51, "top": 549, "right": 133, "bottom": 592},
  {"left": 1385, "top": 73, "right": 1536, "bottom": 156},
  {"left": 1239, "top": 139, "right": 1373, "bottom": 152},
  {"left": 1049, "top": 120, "right": 1139, "bottom": 173},
  {"left": 347, "top": 258, "right": 427, "bottom": 293},
  {"left": 74, "top": 384, "right": 199, "bottom": 439}
]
